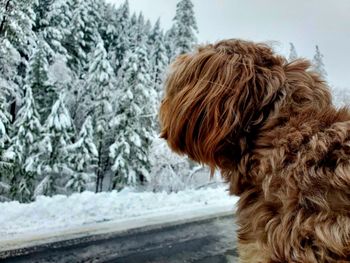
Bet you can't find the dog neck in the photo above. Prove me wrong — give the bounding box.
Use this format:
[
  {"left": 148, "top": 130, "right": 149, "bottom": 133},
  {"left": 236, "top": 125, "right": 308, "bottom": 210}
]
[{"left": 224, "top": 103, "right": 350, "bottom": 196}]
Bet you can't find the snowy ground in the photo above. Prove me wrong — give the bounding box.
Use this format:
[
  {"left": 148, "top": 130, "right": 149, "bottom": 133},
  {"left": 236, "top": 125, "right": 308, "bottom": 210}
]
[{"left": 0, "top": 187, "right": 238, "bottom": 247}]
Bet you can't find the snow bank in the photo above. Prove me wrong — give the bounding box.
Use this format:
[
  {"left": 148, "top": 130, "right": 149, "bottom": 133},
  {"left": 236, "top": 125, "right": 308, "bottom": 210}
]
[{"left": 0, "top": 187, "right": 237, "bottom": 239}]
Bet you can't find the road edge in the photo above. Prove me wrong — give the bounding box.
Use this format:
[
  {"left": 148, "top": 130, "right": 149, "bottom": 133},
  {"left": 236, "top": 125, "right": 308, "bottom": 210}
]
[{"left": 0, "top": 204, "right": 235, "bottom": 254}]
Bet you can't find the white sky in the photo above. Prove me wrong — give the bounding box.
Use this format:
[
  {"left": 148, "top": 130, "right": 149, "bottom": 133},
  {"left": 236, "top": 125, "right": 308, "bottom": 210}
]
[{"left": 107, "top": 0, "right": 350, "bottom": 88}]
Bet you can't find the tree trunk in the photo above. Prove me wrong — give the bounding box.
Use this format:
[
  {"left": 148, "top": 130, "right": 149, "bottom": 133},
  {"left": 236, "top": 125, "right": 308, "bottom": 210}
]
[
  {"left": 99, "top": 155, "right": 108, "bottom": 192},
  {"left": 9, "top": 99, "right": 16, "bottom": 123},
  {"left": 95, "top": 139, "right": 105, "bottom": 193},
  {"left": 112, "top": 172, "right": 117, "bottom": 190},
  {"left": 95, "top": 173, "right": 100, "bottom": 193}
]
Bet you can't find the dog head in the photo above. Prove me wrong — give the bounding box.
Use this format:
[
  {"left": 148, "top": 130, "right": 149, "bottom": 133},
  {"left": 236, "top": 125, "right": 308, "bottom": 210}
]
[{"left": 159, "top": 39, "right": 331, "bottom": 171}]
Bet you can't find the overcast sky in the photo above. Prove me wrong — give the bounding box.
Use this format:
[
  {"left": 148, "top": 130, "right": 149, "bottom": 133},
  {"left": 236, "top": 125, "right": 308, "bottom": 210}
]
[{"left": 107, "top": 0, "right": 350, "bottom": 88}]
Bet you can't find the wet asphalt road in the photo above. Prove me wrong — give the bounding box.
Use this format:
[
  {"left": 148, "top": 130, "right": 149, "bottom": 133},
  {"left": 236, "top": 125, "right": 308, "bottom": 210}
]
[{"left": 0, "top": 216, "right": 238, "bottom": 263}]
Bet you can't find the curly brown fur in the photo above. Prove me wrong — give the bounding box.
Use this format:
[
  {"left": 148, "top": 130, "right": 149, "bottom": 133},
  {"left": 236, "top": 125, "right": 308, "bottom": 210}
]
[{"left": 159, "top": 39, "right": 350, "bottom": 262}]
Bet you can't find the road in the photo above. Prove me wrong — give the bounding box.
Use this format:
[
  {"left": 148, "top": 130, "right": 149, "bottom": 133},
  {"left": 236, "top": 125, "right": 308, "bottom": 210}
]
[{"left": 0, "top": 215, "right": 238, "bottom": 263}]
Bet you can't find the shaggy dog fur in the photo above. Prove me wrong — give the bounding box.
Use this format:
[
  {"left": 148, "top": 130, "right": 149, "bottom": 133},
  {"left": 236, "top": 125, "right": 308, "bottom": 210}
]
[{"left": 159, "top": 39, "right": 350, "bottom": 262}]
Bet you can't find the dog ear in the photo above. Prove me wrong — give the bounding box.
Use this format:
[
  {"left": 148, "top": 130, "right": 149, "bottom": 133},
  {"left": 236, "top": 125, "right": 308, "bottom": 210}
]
[
  {"left": 160, "top": 40, "right": 286, "bottom": 170},
  {"left": 281, "top": 59, "right": 332, "bottom": 114}
]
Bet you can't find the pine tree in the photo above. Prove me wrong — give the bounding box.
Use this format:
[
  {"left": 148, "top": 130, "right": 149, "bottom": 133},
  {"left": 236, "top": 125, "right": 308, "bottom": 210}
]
[
  {"left": 33, "top": 93, "right": 74, "bottom": 197},
  {"left": 86, "top": 37, "right": 115, "bottom": 192},
  {"left": 0, "top": 0, "right": 36, "bottom": 54},
  {"left": 99, "top": 2, "right": 117, "bottom": 50},
  {"left": 47, "top": 0, "right": 73, "bottom": 37},
  {"left": 90, "top": 0, "right": 104, "bottom": 30},
  {"left": 44, "top": 0, "right": 77, "bottom": 123},
  {"left": 164, "top": 26, "right": 177, "bottom": 63},
  {"left": 149, "top": 19, "right": 168, "bottom": 97},
  {"left": 312, "top": 45, "right": 327, "bottom": 78},
  {"left": 43, "top": 0, "right": 74, "bottom": 57},
  {"left": 144, "top": 19, "right": 152, "bottom": 41},
  {"left": 4, "top": 86, "right": 41, "bottom": 202},
  {"left": 0, "top": 41, "right": 14, "bottom": 151},
  {"left": 110, "top": 44, "right": 157, "bottom": 189},
  {"left": 105, "top": 0, "right": 130, "bottom": 73},
  {"left": 0, "top": 40, "right": 13, "bottom": 199},
  {"left": 33, "top": 0, "right": 59, "bottom": 61},
  {"left": 288, "top": 42, "right": 298, "bottom": 61},
  {"left": 0, "top": 82, "right": 11, "bottom": 188},
  {"left": 66, "top": 116, "right": 97, "bottom": 193},
  {"left": 0, "top": 0, "right": 37, "bottom": 122},
  {"left": 65, "top": 0, "right": 99, "bottom": 75},
  {"left": 130, "top": 12, "right": 137, "bottom": 27},
  {"left": 0, "top": 39, "right": 21, "bottom": 113},
  {"left": 129, "top": 13, "right": 148, "bottom": 49},
  {"left": 33, "top": 0, "right": 53, "bottom": 32},
  {"left": 26, "top": 39, "right": 57, "bottom": 121},
  {"left": 0, "top": 95, "right": 10, "bottom": 147},
  {"left": 172, "top": 0, "right": 198, "bottom": 56}
]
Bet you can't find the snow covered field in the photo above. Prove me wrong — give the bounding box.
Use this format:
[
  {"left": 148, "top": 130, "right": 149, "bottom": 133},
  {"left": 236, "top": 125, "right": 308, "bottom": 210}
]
[{"left": 0, "top": 187, "right": 237, "bottom": 243}]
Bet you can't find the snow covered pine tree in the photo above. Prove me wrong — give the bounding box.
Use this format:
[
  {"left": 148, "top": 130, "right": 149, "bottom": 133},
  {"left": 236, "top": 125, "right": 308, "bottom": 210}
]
[
  {"left": 33, "top": 93, "right": 75, "bottom": 197},
  {"left": 4, "top": 87, "right": 41, "bottom": 202},
  {"left": 109, "top": 35, "right": 156, "bottom": 189},
  {"left": 66, "top": 116, "right": 98, "bottom": 193}
]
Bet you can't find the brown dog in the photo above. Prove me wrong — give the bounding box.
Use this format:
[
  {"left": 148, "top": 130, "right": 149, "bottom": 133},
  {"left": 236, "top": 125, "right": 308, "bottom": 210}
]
[{"left": 159, "top": 39, "right": 350, "bottom": 262}]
